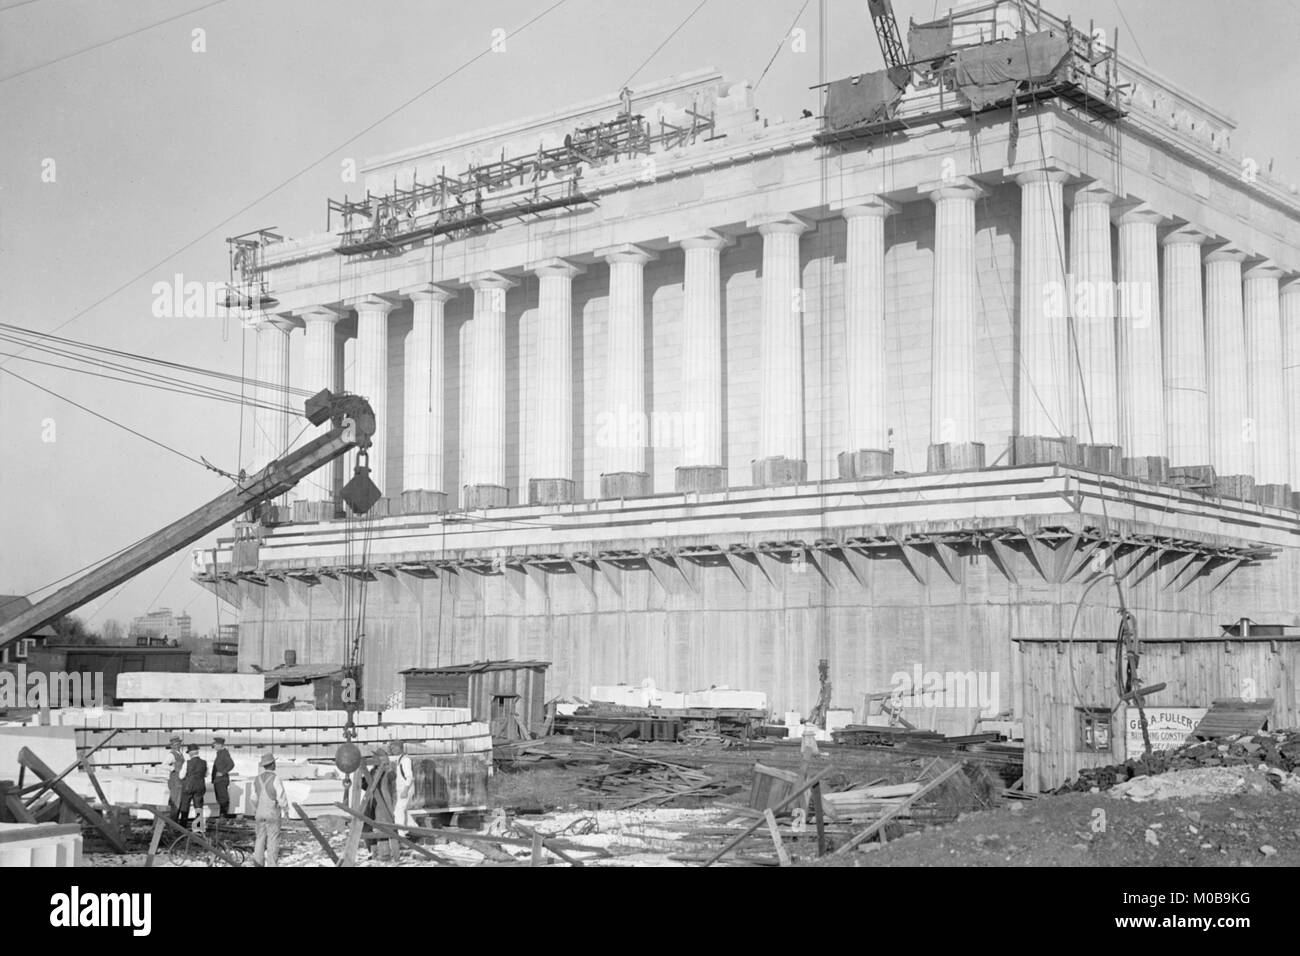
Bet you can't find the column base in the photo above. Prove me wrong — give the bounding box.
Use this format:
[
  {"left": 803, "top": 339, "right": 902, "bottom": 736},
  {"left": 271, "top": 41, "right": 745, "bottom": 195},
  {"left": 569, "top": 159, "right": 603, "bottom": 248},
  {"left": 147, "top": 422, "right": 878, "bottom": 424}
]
[
  {"left": 674, "top": 465, "right": 726, "bottom": 494},
  {"left": 599, "top": 472, "right": 651, "bottom": 499},
  {"left": 837, "top": 449, "right": 894, "bottom": 479},
  {"left": 1168, "top": 465, "right": 1217, "bottom": 491},
  {"left": 463, "top": 484, "right": 509, "bottom": 510},
  {"left": 927, "top": 442, "right": 985, "bottom": 473},
  {"left": 1252, "top": 483, "right": 1291, "bottom": 508},
  {"left": 292, "top": 500, "right": 338, "bottom": 523},
  {"left": 1011, "top": 435, "right": 1079, "bottom": 467},
  {"left": 1078, "top": 443, "right": 1123, "bottom": 474},
  {"left": 1215, "top": 474, "right": 1255, "bottom": 501},
  {"left": 397, "top": 489, "right": 448, "bottom": 515},
  {"left": 529, "top": 478, "right": 577, "bottom": 505},
  {"left": 1121, "top": 456, "right": 1168, "bottom": 482},
  {"left": 751, "top": 456, "right": 807, "bottom": 487}
]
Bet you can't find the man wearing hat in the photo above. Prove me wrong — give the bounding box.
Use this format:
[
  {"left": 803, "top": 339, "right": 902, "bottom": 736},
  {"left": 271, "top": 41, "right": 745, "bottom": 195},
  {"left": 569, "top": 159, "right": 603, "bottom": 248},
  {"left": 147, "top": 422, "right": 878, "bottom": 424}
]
[
  {"left": 178, "top": 744, "right": 208, "bottom": 829},
  {"left": 211, "top": 737, "right": 234, "bottom": 819},
  {"left": 247, "top": 753, "right": 290, "bottom": 867},
  {"left": 166, "top": 737, "right": 185, "bottom": 820}
]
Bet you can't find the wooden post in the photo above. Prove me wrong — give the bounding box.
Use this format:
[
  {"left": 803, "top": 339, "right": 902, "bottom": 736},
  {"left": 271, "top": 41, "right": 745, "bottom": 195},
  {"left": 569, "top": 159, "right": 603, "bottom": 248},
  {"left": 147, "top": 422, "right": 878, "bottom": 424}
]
[
  {"left": 16, "top": 747, "right": 126, "bottom": 853},
  {"left": 812, "top": 783, "right": 827, "bottom": 857},
  {"left": 339, "top": 770, "right": 365, "bottom": 867},
  {"left": 530, "top": 831, "right": 544, "bottom": 866},
  {"left": 763, "top": 809, "right": 791, "bottom": 866}
]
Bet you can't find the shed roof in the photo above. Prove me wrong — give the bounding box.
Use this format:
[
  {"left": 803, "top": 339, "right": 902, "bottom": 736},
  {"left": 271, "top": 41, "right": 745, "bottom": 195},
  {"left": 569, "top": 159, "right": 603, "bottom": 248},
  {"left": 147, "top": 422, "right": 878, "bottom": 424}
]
[
  {"left": 259, "top": 663, "right": 350, "bottom": 686},
  {"left": 400, "top": 659, "right": 550, "bottom": 675}
]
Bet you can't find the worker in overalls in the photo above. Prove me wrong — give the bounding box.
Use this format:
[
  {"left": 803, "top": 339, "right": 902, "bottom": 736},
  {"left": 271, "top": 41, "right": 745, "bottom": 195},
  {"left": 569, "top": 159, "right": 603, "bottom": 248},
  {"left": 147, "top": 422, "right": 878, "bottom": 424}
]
[
  {"left": 211, "top": 737, "right": 234, "bottom": 818},
  {"left": 247, "top": 753, "right": 290, "bottom": 867},
  {"left": 165, "top": 736, "right": 185, "bottom": 820}
]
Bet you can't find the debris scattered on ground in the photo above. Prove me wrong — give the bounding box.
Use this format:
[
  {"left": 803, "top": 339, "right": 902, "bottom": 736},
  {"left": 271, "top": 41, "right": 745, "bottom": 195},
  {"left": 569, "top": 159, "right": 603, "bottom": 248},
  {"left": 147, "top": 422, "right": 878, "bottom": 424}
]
[{"left": 1058, "top": 730, "right": 1300, "bottom": 794}]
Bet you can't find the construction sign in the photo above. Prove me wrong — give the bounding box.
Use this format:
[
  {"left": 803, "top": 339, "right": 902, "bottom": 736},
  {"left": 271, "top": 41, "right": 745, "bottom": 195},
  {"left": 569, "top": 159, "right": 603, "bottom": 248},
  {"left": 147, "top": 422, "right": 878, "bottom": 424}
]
[{"left": 1124, "top": 707, "right": 1208, "bottom": 758}]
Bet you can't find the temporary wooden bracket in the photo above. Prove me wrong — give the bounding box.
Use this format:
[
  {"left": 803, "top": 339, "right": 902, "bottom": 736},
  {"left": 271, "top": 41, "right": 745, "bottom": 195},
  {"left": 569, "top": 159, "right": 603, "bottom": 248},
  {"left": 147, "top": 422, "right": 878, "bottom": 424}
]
[
  {"left": 834, "top": 546, "right": 871, "bottom": 589},
  {"left": 929, "top": 542, "right": 961, "bottom": 585},
  {"left": 1022, "top": 535, "right": 1056, "bottom": 583},
  {"left": 503, "top": 564, "right": 529, "bottom": 601},
  {"left": 1062, "top": 538, "right": 1108, "bottom": 583},
  {"left": 670, "top": 551, "right": 700, "bottom": 594},
  {"left": 569, "top": 559, "right": 598, "bottom": 598},
  {"left": 1162, "top": 552, "right": 1204, "bottom": 590},
  {"left": 1129, "top": 546, "right": 1170, "bottom": 588},
  {"left": 645, "top": 556, "right": 680, "bottom": 597},
  {"left": 721, "top": 551, "right": 753, "bottom": 591},
  {"left": 891, "top": 538, "right": 927, "bottom": 586},
  {"left": 986, "top": 538, "right": 1019, "bottom": 585},
  {"left": 1205, "top": 557, "right": 1247, "bottom": 593},
  {"left": 1051, "top": 532, "right": 1082, "bottom": 583},
  {"left": 595, "top": 559, "right": 623, "bottom": 598}
]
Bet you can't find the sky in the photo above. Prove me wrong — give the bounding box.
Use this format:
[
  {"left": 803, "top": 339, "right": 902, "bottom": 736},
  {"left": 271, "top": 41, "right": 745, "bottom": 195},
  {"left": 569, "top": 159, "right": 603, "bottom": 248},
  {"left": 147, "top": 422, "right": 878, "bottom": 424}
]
[{"left": 1, "top": 0, "right": 1298, "bottom": 637}]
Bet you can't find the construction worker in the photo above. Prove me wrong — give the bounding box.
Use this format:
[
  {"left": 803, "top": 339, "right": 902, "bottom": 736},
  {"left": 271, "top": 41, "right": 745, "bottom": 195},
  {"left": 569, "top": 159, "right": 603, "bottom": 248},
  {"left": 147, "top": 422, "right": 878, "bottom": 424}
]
[
  {"left": 211, "top": 737, "right": 234, "bottom": 818},
  {"left": 165, "top": 737, "right": 185, "bottom": 820},
  {"left": 391, "top": 740, "right": 415, "bottom": 833},
  {"left": 247, "top": 753, "right": 290, "bottom": 867},
  {"left": 178, "top": 744, "right": 207, "bottom": 829}
]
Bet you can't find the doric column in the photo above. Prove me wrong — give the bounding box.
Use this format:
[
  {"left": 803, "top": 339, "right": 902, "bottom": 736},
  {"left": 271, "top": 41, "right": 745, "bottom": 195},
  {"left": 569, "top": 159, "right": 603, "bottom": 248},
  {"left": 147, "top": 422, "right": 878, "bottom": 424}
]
[
  {"left": 295, "top": 305, "right": 343, "bottom": 521},
  {"left": 1161, "top": 227, "right": 1212, "bottom": 484},
  {"left": 1066, "top": 183, "right": 1120, "bottom": 471},
  {"left": 749, "top": 213, "right": 811, "bottom": 486},
  {"left": 400, "top": 283, "right": 454, "bottom": 515},
  {"left": 926, "top": 181, "right": 985, "bottom": 472},
  {"left": 1015, "top": 170, "right": 1075, "bottom": 465},
  {"left": 1282, "top": 281, "right": 1300, "bottom": 510},
  {"left": 598, "top": 244, "right": 657, "bottom": 499},
  {"left": 348, "top": 294, "right": 396, "bottom": 501},
  {"left": 252, "top": 313, "right": 295, "bottom": 514},
  {"left": 1204, "top": 247, "right": 1253, "bottom": 499},
  {"left": 530, "top": 258, "right": 584, "bottom": 504},
  {"left": 462, "top": 273, "right": 515, "bottom": 509},
  {"left": 837, "top": 198, "right": 896, "bottom": 479},
  {"left": 675, "top": 231, "right": 731, "bottom": 493},
  {"left": 1114, "top": 206, "right": 1167, "bottom": 480},
  {"left": 1243, "top": 262, "right": 1290, "bottom": 506}
]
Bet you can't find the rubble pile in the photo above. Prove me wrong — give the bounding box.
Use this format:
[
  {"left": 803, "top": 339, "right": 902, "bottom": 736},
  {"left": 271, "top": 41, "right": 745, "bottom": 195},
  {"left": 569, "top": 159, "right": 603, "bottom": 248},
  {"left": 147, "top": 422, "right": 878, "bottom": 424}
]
[{"left": 1056, "top": 730, "right": 1300, "bottom": 794}]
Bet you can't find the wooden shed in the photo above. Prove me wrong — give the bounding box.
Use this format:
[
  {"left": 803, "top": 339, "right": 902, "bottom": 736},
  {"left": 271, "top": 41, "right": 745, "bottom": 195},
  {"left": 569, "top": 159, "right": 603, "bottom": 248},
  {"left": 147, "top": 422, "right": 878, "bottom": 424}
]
[
  {"left": 401, "top": 660, "right": 549, "bottom": 740},
  {"left": 1015, "top": 635, "right": 1300, "bottom": 793},
  {"left": 25, "top": 644, "right": 191, "bottom": 705}
]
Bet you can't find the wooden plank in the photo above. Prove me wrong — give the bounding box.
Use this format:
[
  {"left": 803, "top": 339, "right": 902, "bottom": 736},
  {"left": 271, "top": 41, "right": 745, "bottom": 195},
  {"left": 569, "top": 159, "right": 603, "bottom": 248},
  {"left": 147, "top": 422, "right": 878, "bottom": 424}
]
[
  {"left": 144, "top": 808, "right": 242, "bottom": 867},
  {"left": 835, "top": 546, "right": 871, "bottom": 589},
  {"left": 763, "top": 809, "right": 791, "bottom": 866},
  {"left": 293, "top": 803, "right": 339, "bottom": 864},
  {"left": 0, "top": 822, "right": 80, "bottom": 844},
  {"left": 144, "top": 815, "right": 167, "bottom": 868},
  {"left": 20, "top": 728, "right": 121, "bottom": 802},
  {"left": 812, "top": 783, "right": 826, "bottom": 857},
  {"left": 530, "top": 830, "right": 545, "bottom": 866},
  {"left": 17, "top": 747, "right": 126, "bottom": 853},
  {"left": 832, "top": 761, "right": 965, "bottom": 857},
  {"left": 702, "top": 767, "right": 832, "bottom": 867}
]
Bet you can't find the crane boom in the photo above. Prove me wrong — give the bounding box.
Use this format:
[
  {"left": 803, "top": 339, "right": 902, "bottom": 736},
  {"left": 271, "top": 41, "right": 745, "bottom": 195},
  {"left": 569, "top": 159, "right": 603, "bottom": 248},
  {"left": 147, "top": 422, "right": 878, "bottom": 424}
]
[
  {"left": 867, "top": 0, "right": 908, "bottom": 69},
  {"left": 0, "top": 389, "right": 377, "bottom": 651}
]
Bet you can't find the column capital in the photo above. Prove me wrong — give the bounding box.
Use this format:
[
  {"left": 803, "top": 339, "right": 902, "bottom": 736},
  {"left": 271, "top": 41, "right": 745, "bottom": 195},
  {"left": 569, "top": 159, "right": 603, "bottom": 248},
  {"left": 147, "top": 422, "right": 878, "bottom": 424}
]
[
  {"left": 400, "top": 281, "right": 456, "bottom": 304},
  {"left": 529, "top": 257, "right": 586, "bottom": 279},
  {"left": 922, "top": 178, "right": 987, "bottom": 202},
  {"left": 597, "top": 242, "right": 658, "bottom": 264},
  {"left": 1112, "top": 202, "right": 1167, "bottom": 227},
  {"left": 255, "top": 313, "right": 298, "bottom": 333},
  {"left": 1013, "top": 169, "right": 1072, "bottom": 187},
  {"left": 295, "top": 304, "right": 344, "bottom": 325},
  {"left": 1065, "top": 181, "right": 1118, "bottom": 207},
  {"left": 1204, "top": 242, "right": 1250, "bottom": 263},
  {"left": 1159, "top": 224, "right": 1211, "bottom": 246},
  {"left": 747, "top": 213, "right": 812, "bottom": 236},
  {"left": 1243, "top": 260, "right": 1287, "bottom": 282},
  {"left": 463, "top": 270, "right": 519, "bottom": 292},
  {"left": 838, "top": 197, "right": 899, "bottom": 219},
  {"left": 346, "top": 293, "right": 398, "bottom": 315},
  {"left": 676, "top": 229, "right": 734, "bottom": 251}
]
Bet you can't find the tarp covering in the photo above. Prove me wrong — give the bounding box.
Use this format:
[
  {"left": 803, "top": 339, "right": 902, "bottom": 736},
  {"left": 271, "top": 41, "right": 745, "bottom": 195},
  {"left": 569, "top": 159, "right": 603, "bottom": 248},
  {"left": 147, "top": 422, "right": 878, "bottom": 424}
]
[
  {"left": 908, "top": 22, "right": 954, "bottom": 63},
  {"left": 824, "top": 68, "right": 908, "bottom": 132},
  {"left": 951, "top": 29, "right": 1071, "bottom": 109}
]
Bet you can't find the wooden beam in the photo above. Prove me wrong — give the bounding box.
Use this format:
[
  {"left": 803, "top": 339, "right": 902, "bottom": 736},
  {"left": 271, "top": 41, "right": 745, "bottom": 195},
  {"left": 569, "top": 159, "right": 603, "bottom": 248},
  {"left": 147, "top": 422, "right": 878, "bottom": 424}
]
[
  {"left": 569, "top": 559, "right": 598, "bottom": 598},
  {"left": 702, "top": 767, "right": 832, "bottom": 867},
  {"left": 1113, "top": 544, "right": 1155, "bottom": 581},
  {"left": 1022, "top": 535, "right": 1056, "bottom": 583},
  {"left": 1051, "top": 532, "right": 1081, "bottom": 583},
  {"left": 1162, "top": 552, "right": 1203, "bottom": 590},
  {"left": 832, "top": 761, "right": 965, "bottom": 857},
  {"left": 645, "top": 556, "right": 679, "bottom": 597},
  {"left": 17, "top": 747, "right": 126, "bottom": 853},
  {"left": 801, "top": 549, "right": 836, "bottom": 589},
  {"left": 595, "top": 559, "right": 623, "bottom": 598},
  {"left": 1130, "top": 546, "right": 1170, "bottom": 588},
  {"left": 1206, "top": 557, "right": 1247, "bottom": 593},
  {"left": 721, "top": 551, "right": 752, "bottom": 591},
  {"left": 670, "top": 551, "right": 700, "bottom": 594},
  {"left": 929, "top": 542, "right": 961, "bottom": 584},
  {"left": 294, "top": 803, "right": 339, "bottom": 864}
]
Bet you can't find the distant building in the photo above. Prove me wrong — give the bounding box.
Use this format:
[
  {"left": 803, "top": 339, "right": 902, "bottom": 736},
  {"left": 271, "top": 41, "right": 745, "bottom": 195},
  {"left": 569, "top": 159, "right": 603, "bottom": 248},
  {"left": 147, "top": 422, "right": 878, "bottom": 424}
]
[
  {"left": 214, "top": 623, "right": 239, "bottom": 657},
  {"left": 0, "top": 595, "right": 56, "bottom": 665},
  {"left": 129, "top": 608, "right": 192, "bottom": 645}
]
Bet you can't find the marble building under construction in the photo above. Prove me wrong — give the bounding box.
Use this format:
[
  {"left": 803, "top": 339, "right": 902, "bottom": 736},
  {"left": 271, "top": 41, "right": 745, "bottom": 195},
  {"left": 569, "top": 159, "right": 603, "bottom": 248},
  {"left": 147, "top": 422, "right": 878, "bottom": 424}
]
[{"left": 197, "top": 2, "right": 1300, "bottom": 788}]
